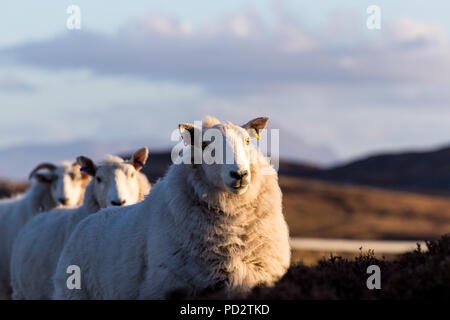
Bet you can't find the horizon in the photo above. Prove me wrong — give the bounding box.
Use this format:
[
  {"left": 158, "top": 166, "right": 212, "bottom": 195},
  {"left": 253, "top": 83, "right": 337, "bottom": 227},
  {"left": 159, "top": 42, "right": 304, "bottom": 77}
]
[{"left": 1, "top": 134, "right": 449, "bottom": 180}]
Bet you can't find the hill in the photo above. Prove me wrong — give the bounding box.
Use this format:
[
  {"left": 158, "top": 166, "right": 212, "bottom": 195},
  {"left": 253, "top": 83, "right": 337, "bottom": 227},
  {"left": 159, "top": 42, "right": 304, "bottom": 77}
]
[
  {"left": 300, "top": 146, "right": 450, "bottom": 195},
  {"left": 281, "top": 176, "right": 450, "bottom": 240}
]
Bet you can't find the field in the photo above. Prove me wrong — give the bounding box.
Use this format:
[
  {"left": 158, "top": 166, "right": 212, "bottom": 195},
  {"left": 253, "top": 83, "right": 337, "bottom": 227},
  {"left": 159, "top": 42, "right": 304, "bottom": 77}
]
[
  {"left": 283, "top": 176, "right": 450, "bottom": 264},
  {"left": 281, "top": 176, "right": 450, "bottom": 240}
]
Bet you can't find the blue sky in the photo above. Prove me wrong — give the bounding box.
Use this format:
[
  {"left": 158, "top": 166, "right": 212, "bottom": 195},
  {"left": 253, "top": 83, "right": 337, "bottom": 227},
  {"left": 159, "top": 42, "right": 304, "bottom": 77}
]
[{"left": 1, "top": 0, "right": 450, "bottom": 163}]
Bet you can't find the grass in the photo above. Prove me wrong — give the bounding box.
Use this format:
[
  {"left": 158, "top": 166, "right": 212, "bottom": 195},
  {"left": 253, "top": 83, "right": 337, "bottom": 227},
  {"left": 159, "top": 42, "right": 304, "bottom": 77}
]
[{"left": 291, "top": 249, "right": 398, "bottom": 266}]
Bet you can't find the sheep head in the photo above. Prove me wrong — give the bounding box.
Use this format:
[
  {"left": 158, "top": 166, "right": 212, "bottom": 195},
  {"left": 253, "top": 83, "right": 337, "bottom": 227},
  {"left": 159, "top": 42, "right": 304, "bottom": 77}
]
[
  {"left": 77, "top": 147, "right": 149, "bottom": 208},
  {"left": 29, "top": 162, "right": 90, "bottom": 207},
  {"left": 179, "top": 116, "right": 269, "bottom": 195}
]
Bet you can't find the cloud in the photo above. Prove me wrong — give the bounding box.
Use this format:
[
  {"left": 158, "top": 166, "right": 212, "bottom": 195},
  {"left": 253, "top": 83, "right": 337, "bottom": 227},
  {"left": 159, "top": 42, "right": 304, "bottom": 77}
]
[
  {"left": 0, "top": 75, "right": 35, "bottom": 92},
  {"left": 3, "top": 10, "right": 449, "bottom": 95},
  {"left": 1, "top": 8, "right": 450, "bottom": 162}
]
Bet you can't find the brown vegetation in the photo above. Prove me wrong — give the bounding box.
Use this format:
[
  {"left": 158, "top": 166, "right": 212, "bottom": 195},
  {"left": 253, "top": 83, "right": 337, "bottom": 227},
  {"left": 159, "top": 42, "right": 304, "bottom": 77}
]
[
  {"left": 282, "top": 176, "right": 450, "bottom": 240},
  {"left": 172, "top": 235, "right": 449, "bottom": 300},
  {"left": 246, "top": 235, "right": 450, "bottom": 300},
  {"left": 0, "top": 180, "right": 28, "bottom": 200}
]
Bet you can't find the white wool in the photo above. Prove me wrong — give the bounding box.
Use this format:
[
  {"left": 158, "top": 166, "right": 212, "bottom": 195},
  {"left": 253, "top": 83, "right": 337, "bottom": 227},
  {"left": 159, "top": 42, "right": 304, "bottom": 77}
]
[
  {"left": 52, "top": 129, "right": 290, "bottom": 299},
  {"left": 202, "top": 115, "right": 221, "bottom": 129},
  {"left": 100, "top": 154, "right": 126, "bottom": 164},
  {"left": 10, "top": 157, "right": 151, "bottom": 300},
  {"left": 0, "top": 162, "right": 87, "bottom": 300}
]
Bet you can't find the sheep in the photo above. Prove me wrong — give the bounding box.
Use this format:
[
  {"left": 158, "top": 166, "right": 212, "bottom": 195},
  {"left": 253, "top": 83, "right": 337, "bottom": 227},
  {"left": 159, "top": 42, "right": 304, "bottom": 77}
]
[
  {"left": 10, "top": 148, "right": 151, "bottom": 300},
  {"left": 0, "top": 161, "right": 90, "bottom": 299},
  {"left": 52, "top": 116, "right": 290, "bottom": 300}
]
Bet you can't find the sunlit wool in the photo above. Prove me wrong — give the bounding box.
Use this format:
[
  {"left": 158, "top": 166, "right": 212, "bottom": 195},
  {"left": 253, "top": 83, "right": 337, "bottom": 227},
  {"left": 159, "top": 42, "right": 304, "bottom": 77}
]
[
  {"left": 52, "top": 117, "right": 290, "bottom": 299},
  {"left": 0, "top": 162, "right": 89, "bottom": 299},
  {"left": 10, "top": 149, "right": 150, "bottom": 300}
]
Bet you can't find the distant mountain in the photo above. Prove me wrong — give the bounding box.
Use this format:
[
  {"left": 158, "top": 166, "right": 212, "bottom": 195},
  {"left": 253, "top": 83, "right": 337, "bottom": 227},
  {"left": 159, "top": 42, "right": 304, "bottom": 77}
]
[
  {"left": 134, "top": 145, "right": 450, "bottom": 195},
  {"left": 301, "top": 146, "right": 450, "bottom": 195},
  {"left": 131, "top": 145, "right": 450, "bottom": 195}
]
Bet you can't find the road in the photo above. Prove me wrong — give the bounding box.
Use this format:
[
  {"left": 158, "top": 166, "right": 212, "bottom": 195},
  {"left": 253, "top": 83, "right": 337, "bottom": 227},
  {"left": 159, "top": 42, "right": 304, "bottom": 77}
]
[{"left": 289, "top": 238, "right": 427, "bottom": 254}]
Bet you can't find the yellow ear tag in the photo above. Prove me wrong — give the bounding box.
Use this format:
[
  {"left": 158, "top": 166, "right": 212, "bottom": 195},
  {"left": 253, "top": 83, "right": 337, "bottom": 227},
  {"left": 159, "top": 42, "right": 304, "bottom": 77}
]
[{"left": 253, "top": 128, "right": 261, "bottom": 140}]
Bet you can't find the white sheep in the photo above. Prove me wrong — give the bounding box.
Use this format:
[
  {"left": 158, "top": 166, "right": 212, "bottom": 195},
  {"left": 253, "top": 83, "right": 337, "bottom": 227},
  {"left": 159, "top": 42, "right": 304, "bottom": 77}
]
[
  {"left": 0, "top": 161, "right": 89, "bottom": 299},
  {"left": 10, "top": 148, "right": 151, "bottom": 300},
  {"left": 53, "top": 116, "right": 290, "bottom": 300}
]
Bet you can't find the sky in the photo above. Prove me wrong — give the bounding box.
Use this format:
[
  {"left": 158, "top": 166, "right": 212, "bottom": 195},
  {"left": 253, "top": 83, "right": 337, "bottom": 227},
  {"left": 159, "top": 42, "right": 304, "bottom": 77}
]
[{"left": 1, "top": 0, "right": 450, "bottom": 163}]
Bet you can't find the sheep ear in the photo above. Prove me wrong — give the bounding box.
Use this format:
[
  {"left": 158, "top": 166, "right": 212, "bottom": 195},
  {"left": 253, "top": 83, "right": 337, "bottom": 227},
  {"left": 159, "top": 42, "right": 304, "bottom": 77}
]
[
  {"left": 179, "top": 123, "right": 201, "bottom": 146},
  {"left": 29, "top": 163, "right": 56, "bottom": 182},
  {"left": 131, "top": 147, "right": 149, "bottom": 171},
  {"left": 76, "top": 156, "right": 96, "bottom": 177},
  {"left": 242, "top": 117, "right": 269, "bottom": 140}
]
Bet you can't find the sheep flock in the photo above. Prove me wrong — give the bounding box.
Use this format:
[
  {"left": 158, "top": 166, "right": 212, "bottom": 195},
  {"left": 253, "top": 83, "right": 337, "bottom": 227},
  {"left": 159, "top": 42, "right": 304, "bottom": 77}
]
[{"left": 0, "top": 116, "right": 291, "bottom": 300}]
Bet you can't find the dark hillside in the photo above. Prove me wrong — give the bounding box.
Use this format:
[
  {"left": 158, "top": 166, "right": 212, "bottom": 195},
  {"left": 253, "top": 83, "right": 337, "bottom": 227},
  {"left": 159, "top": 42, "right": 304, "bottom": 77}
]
[{"left": 311, "top": 146, "right": 450, "bottom": 195}]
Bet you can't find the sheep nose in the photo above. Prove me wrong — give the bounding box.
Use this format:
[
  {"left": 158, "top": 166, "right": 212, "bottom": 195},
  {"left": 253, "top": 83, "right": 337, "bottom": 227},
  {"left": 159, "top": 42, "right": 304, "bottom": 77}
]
[
  {"left": 111, "top": 200, "right": 126, "bottom": 206},
  {"left": 58, "top": 198, "right": 68, "bottom": 205},
  {"left": 229, "top": 170, "right": 248, "bottom": 181}
]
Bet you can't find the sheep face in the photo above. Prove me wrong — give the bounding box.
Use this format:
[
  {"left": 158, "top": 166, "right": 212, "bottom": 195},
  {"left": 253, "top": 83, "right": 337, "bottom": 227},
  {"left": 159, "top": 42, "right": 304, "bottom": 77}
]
[
  {"left": 29, "top": 162, "right": 90, "bottom": 207},
  {"left": 204, "top": 123, "right": 252, "bottom": 195},
  {"left": 50, "top": 162, "right": 90, "bottom": 207},
  {"left": 77, "top": 148, "right": 149, "bottom": 208},
  {"left": 179, "top": 117, "right": 268, "bottom": 195},
  {"left": 93, "top": 163, "right": 142, "bottom": 207}
]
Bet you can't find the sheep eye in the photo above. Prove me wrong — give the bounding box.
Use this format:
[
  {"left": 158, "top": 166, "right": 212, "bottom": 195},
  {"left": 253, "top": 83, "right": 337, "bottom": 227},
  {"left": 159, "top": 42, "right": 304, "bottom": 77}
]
[
  {"left": 130, "top": 172, "right": 135, "bottom": 178},
  {"left": 245, "top": 138, "right": 250, "bottom": 145},
  {"left": 96, "top": 177, "right": 102, "bottom": 183}
]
